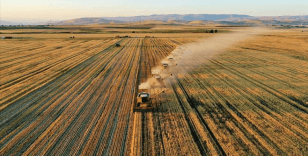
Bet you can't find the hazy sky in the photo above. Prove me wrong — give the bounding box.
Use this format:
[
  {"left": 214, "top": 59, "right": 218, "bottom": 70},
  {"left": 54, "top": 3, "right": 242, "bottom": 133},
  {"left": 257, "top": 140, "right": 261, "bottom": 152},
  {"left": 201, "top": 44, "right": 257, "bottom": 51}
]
[{"left": 1, "top": 0, "right": 307, "bottom": 22}]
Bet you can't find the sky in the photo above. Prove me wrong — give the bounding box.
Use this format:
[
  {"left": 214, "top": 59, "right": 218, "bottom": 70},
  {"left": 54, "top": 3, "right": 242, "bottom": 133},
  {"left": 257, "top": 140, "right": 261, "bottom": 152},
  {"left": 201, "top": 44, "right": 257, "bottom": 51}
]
[{"left": 1, "top": 0, "right": 308, "bottom": 22}]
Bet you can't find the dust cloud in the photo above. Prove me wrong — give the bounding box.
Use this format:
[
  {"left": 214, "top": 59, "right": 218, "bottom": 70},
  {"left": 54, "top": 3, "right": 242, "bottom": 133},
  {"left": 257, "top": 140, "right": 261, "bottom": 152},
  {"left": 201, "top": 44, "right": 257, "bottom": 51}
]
[{"left": 141, "top": 27, "right": 271, "bottom": 90}]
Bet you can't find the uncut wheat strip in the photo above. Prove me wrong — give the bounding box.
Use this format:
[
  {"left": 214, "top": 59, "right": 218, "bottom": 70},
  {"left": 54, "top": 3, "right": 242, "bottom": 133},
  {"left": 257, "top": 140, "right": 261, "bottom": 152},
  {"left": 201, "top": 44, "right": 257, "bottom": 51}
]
[
  {"left": 62, "top": 41, "right": 138, "bottom": 156},
  {"left": 83, "top": 67, "right": 131, "bottom": 155},
  {"left": 109, "top": 40, "right": 142, "bottom": 156},
  {"left": 0, "top": 39, "right": 126, "bottom": 155},
  {"left": 48, "top": 41, "right": 131, "bottom": 150},
  {"left": 68, "top": 40, "right": 131, "bottom": 155},
  {"left": 99, "top": 39, "right": 139, "bottom": 155},
  {"left": 78, "top": 39, "right": 137, "bottom": 155},
  {"left": 158, "top": 38, "right": 177, "bottom": 52},
  {"left": 121, "top": 39, "right": 143, "bottom": 156},
  {"left": 148, "top": 39, "right": 163, "bottom": 66},
  {"left": 65, "top": 59, "right": 136, "bottom": 155},
  {"left": 129, "top": 40, "right": 147, "bottom": 156},
  {"left": 94, "top": 40, "right": 140, "bottom": 155},
  {"left": 0, "top": 39, "right": 119, "bottom": 107},
  {"left": 163, "top": 38, "right": 179, "bottom": 49},
  {"left": 45, "top": 59, "right": 125, "bottom": 156}
]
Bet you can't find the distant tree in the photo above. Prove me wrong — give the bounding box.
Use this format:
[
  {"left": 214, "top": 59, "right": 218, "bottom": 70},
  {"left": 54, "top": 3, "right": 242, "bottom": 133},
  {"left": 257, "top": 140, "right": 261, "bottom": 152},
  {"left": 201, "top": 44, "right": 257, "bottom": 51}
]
[
  {"left": 205, "top": 31, "right": 208, "bottom": 33},
  {"left": 132, "top": 31, "right": 135, "bottom": 33},
  {"left": 215, "top": 30, "right": 218, "bottom": 33},
  {"left": 210, "top": 29, "right": 214, "bottom": 33}
]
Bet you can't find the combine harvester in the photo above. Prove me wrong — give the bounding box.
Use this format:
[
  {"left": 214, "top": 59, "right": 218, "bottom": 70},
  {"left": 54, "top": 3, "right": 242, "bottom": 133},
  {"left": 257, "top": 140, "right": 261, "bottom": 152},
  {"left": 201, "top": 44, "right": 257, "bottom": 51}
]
[
  {"left": 133, "top": 87, "right": 165, "bottom": 112},
  {"left": 133, "top": 73, "right": 166, "bottom": 112}
]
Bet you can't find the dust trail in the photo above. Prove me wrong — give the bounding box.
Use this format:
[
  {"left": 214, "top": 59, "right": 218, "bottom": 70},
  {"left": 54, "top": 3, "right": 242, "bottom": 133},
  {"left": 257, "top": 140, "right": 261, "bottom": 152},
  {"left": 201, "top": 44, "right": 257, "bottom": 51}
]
[{"left": 142, "top": 27, "right": 271, "bottom": 90}]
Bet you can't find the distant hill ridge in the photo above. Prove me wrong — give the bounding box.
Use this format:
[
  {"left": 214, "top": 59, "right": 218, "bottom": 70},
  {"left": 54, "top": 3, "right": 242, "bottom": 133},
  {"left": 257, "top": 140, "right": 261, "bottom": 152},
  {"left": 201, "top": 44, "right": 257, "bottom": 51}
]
[
  {"left": 103, "top": 14, "right": 252, "bottom": 22},
  {"left": 2, "top": 14, "right": 308, "bottom": 25},
  {"left": 52, "top": 14, "right": 253, "bottom": 25}
]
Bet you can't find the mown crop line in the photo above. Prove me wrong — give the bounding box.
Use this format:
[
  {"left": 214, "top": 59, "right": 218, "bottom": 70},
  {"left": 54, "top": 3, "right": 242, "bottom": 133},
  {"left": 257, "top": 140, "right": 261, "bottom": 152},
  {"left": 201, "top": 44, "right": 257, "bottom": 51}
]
[
  {"left": 171, "top": 82, "right": 212, "bottom": 156},
  {"left": 0, "top": 41, "right": 106, "bottom": 87},
  {"left": 209, "top": 59, "right": 308, "bottom": 113},
  {"left": 208, "top": 63, "right": 308, "bottom": 134},
  {"left": 0, "top": 38, "right": 127, "bottom": 154},
  {"left": 0, "top": 39, "right": 121, "bottom": 108},
  {"left": 39, "top": 39, "right": 133, "bottom": 155}
]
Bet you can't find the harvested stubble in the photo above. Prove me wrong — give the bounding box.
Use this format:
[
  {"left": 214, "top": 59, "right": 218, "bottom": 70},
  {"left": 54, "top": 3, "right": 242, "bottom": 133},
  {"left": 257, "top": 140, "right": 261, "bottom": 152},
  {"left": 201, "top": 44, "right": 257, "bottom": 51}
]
[{"left": 1, "top": 32, "right": 308, "bottom": 156}]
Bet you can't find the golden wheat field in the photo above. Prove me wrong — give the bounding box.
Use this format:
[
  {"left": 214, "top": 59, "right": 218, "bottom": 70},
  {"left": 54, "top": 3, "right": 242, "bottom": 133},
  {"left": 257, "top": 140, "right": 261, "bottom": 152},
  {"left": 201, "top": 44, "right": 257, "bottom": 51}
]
[{"left": 0, "top": 26, "right": 308, "bottom": 155}]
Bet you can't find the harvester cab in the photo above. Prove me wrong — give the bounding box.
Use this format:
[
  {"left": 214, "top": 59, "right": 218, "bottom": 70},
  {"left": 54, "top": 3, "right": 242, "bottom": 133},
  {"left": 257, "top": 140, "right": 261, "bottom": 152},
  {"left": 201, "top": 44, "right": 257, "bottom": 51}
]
[
  {"left": 133, "top": 88, "right": 165, "bottom": 112},
  {"left": 134, "top": 89, "right": 154, "bottom": 112}
]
